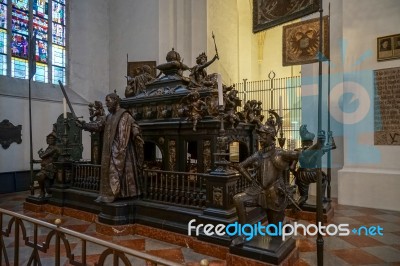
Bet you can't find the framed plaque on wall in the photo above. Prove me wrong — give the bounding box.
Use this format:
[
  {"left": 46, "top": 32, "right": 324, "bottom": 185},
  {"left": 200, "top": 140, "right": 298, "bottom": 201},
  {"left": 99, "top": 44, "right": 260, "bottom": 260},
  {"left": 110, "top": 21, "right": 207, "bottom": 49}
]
[{"left": 253, "top": 0, "right": 320, "bottom": 33}]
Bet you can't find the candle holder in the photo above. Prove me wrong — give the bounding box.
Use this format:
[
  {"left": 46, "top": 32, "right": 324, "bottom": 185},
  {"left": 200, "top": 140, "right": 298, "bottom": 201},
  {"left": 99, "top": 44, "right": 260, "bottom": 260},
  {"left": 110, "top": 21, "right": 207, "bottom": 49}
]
[
  {"left": 54, "top": 116, "right": 73, "bottom": 188},
  {"left": 213, "top": 105, "right": 230, "bottom": 173},
  {"left": 60, "top": 117, "right": 72, "bottom": 162}
]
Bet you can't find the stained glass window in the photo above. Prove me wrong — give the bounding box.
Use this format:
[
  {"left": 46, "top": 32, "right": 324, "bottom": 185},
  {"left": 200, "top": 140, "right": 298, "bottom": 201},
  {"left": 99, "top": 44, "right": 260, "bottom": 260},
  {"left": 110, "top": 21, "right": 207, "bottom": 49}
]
[
  {"left": 12, "top": 58, "right": 28, "bottom": 79},
  {"left": 52, "top": 44, "right": 64, "bottom": 65},
  {"left": 12, "top": 8, "right": 29, "bottom": 36},
  {"left": 52, "top": 65, "right": 64, "bottom": 83},
  {"left": 37, "top": 39, "right": 47, "bottom": 62},
  {"left": 0, "top": 29, "right": 6, "bottom": 53},
  {"left": 0, "top": 1, "right": 7, "bottom": 76},
  {"left": 12, "top": 0, "right": 29, "bottom": 12},
  {"left": 52, "top": 2, "right": 64, "bottom": 25},
  {"left": 0, "top": 3, "right": 7, "bottom": 29},
  {"left": 33, "top": 16, "right": 48, "bottom": 40},
  {"left": 34, "top": 62, "right": 47, "bottom": 82},
  {"left": 0, "top": 0, "right": 67, "bottom": 84},
  {"left": 11, "top": 33, "right": 29, "bottom": 58},
  {"left": 33, "top": 0, "right": 48, "bottom": 19},
  {"left": 51, "top": 0, "right": 65, "bottom": 84},
  {"left": 0, "top": 54, "right": 5, "bottom": 75},
  {"left": 52, "top": 22, "right": 64, "bottom": 45}
]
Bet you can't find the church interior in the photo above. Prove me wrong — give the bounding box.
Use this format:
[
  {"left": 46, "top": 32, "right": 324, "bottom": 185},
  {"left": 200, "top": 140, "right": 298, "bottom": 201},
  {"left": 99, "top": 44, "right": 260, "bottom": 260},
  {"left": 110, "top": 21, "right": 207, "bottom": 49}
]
[{"left": 0, "top": 0, "right": 400, "bottom": 265}]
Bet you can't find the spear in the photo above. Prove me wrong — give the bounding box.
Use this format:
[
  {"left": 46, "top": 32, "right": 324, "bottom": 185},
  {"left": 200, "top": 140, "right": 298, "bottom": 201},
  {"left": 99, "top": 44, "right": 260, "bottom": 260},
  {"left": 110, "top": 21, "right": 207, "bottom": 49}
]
[{"left": 212, "top": 31, "right": 219, "bottom": 59}]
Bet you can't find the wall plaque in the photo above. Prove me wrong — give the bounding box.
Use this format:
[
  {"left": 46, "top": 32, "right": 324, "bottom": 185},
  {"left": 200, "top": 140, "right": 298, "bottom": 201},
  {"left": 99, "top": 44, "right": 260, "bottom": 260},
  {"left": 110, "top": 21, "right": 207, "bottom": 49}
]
[
  {"left": 377, "top": 34, "right": 400, "bottom": 61},
  {"left": 282, "top": 16, "right": 329, "bottom": 66},
  {"left": 374, "top": 67, "right": 400, "bottom": 145},
  {"left": 0, "top": 120, "right": 22, "bottom": 149},
  {"left": 253, "top": 0, "right": 320, "bottom": 33},
  {"left": 127, "top": 60, "right": 156, "bottom": 83}
]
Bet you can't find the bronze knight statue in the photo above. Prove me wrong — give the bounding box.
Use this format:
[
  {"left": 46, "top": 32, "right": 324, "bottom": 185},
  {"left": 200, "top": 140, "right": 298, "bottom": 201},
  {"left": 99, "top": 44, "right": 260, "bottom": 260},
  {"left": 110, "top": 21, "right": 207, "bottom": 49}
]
[
  {"left": 231, "top": 111, "right": 300, "bottom": 244},
  {"left": 35, "top": 132, "right": 60, "bottom": 198},
  {"left": 231, "top": 113, "right": 330, "bottom": 244},
  {"left": 291, "top": 125, "right": 336, "bottom": 206}
]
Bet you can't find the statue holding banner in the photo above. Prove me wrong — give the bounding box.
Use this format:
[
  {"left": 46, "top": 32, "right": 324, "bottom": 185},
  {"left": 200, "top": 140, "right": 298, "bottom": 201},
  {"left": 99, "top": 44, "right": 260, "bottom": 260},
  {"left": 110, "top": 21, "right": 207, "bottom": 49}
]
[
  {"left": 291, "top": 125, "right": 336, "bottom": 206},
  {"left": 189, "top": 52, "right": 219, "bottom": 88}
]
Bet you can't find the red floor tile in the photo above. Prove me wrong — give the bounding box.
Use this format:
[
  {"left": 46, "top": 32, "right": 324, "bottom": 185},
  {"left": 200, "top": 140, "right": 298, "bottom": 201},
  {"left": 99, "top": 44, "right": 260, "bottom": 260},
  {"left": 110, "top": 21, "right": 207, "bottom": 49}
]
[
  {"left": 351, "top": 215, "right": 386, "bottom": 224},
  {"left": 331, "top": 248, "right": 385, "bottom": 264},
  {"left": 296, "top": 238, "right": 317, "bottom": 252},
  {"left": 339, "top": 235, "right": 385, "bottom": 247},
  {"left": 293, "top": 258, "right": 310, "bottom": 266},
  {"left": 84, "top": 231, "right": 114, "bottom": 241},
  {"left": 3, "top": 191, "right": 400, "bottom": 265},
  {"left": 40, "top": 243, "right": 78, "bottom": 258},
  {"left": 64, "top": 254, "right": 100, "bottom": 266},
  {"left": 186, "top": 260, "right": 226, "bottom": 266},
  {"left": 355, "top": 208, "right": 386, "bottom": 216},
  {"left": 392, "top": 244, "right": 400, "bottom": 251},
  {"left": 63, "top": 224, "right": 90, "bottom": 233},
  {"left": 146, "top": 248, "right": 185, "bottom": 264},
  {"left": 114, "top": 238, "right": 146, "bottom": 251}
]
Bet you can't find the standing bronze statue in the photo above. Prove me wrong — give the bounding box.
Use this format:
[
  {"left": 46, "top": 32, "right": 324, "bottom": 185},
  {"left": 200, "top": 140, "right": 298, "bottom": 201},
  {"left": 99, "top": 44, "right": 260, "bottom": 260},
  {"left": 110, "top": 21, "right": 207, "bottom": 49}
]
[
  {"left": 77, "top": 93, "right": 144, "bottom": 203},
  {"left": 189, "top": 52, "right": 219, "bottom": 88},
  {"left": 291, "top": 125, "right": 336, "bottom": 206},
  {"left": 35, "top": 132, "right": 60, "bottom": 198},
  {"left": 88, "top": 101, "right": 106, "bottom": 164}
]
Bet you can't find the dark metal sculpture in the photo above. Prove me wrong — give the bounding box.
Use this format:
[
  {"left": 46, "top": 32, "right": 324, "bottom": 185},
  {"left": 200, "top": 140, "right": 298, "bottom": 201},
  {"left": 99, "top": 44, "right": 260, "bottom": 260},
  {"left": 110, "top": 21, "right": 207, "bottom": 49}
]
[
  {"left": 189, "top": 52, "right": 219, "bottom": 88},
  {"left": 231, "top": 110, "right": 300, "bottom": 245},
  {"left": 0, "top": 119, "right": 22, "bottom": 149},
  {"left": 290, "top": 125, "right": 336, "bottom": 207},
  {"left": 88, "top": 101, "right": 105, "bottom": 164},
  {"left": 76, "top": 93, "right": 144, "bottom": 203},
  {"left": 125, "top": 64, "right": 155, "bottom": 97},
  {"left": 53, "top": 113, "right": 83, "bottom": 162},
  {"left": 156, "top": 48, "right": 190, "bottom": 78},
  {"left": 34, "top": 131, "right": 61, "bottom": 198},
  {"left": 179, "top": 90, "right": 207, "bottom": 131},
  {"left": 223, "top": 88, "right": 241, "bottom": 129},
  {"left": 168, "top": 139, "right": 176, "bottom": 171},
  {"left": 239, "top": 100, "right": 265, "bottom": 126},
  {"left": 202, "top": 140, "right": 212, "bottom": 172}
]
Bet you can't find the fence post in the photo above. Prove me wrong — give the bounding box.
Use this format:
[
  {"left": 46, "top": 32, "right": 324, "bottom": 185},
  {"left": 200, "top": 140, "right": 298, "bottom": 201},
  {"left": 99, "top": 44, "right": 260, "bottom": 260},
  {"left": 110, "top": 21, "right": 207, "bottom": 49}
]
[
  {"left": 268, "top": 71, "right": 276, "bottom": 108},
  {"left": 243, "top": 78, "right": 247, "bottom": 103}
]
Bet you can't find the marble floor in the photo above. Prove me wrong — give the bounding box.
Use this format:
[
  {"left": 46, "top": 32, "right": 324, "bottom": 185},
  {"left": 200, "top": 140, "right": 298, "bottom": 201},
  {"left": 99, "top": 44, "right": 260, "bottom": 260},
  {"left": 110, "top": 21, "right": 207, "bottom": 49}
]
[{"left": 1, "top": 191, "right": 400, "bottom": 265}]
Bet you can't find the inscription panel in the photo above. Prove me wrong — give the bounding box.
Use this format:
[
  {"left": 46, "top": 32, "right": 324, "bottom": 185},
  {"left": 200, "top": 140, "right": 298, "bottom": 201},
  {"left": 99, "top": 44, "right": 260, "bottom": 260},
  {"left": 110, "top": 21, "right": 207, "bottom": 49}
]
[{"left": 374, "top": 67, "right": 400, "bottom": 145}]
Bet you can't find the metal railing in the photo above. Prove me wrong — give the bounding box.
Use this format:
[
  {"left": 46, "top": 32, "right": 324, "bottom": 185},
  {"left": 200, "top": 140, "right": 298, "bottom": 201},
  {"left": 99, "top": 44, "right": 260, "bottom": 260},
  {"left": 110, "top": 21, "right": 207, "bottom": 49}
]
[
  {"left": 71, "top": 162, "right": 101, "bottom": 192},
  {"left": 142, "top": 169, "right": 207, "bottom": 208},
  {"left": 0, "top": 208, "right": 183, "bottom": 266},
  {"left": 235, "top": 74, "right": 302, "bottom": 150}
]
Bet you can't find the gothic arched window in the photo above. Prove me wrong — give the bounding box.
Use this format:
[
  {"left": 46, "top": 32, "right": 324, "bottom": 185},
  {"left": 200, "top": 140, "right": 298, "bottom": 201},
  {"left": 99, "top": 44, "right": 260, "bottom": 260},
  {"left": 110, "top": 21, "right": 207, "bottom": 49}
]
[{"left": 0, "top": 0, "right": 67, "bottom": 84}]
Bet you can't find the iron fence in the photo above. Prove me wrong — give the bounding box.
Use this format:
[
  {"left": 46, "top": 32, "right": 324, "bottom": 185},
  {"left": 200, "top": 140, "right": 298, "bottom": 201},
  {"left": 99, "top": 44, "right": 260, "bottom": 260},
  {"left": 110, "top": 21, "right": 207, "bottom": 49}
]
[
  {"left": 0, "top": 208, "right": 182, "bottom": 266},
  {"left": 235, "top": 73, "right": 302, "bottom": 151}
]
